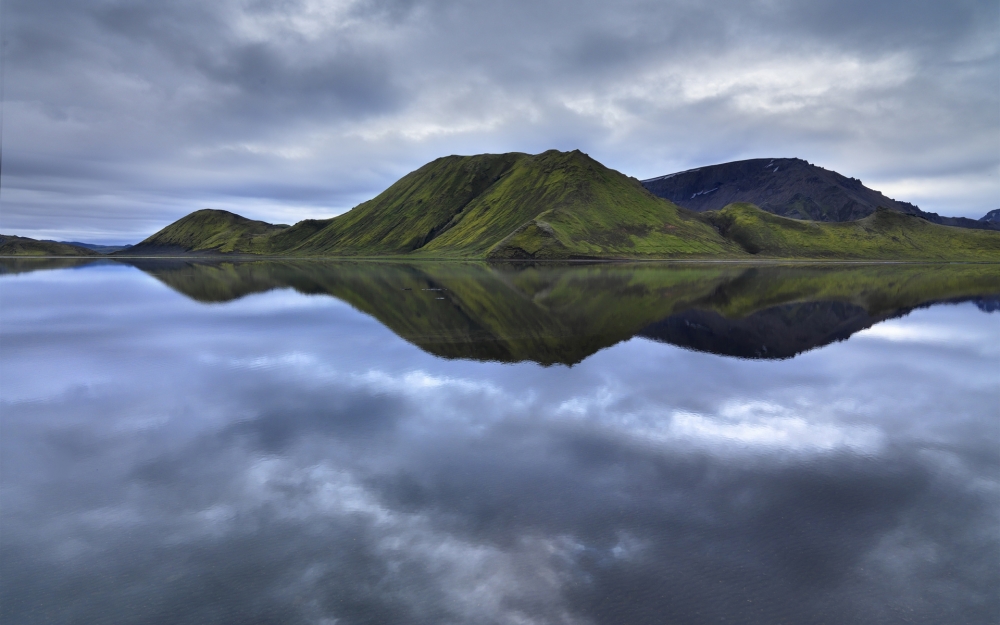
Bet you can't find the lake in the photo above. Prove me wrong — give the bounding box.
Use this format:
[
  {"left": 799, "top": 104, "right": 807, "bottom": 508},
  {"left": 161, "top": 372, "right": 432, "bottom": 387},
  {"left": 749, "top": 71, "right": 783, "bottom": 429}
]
[{"left": 1, "top": 259, "right": 998, "bottom": 624}]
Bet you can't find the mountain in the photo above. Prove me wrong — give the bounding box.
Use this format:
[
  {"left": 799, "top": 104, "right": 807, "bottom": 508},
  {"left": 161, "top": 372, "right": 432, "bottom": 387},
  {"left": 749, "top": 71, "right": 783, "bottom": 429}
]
[
  {"left": 125, "top": 209, "right": 287, "bottom": 255},
  {"left": 705, "top": 203, "right": 1000, "bottom": 260},
  {"left": 239, "top": 149, "right": 740, "bottom": 259},
  {"left": 641, "top": 157, "right": 998, "bottom": 230},
  {"left": 114, "top": 151, "right": 1000, "bottom": 261},
  {"left": 0, "top": 235, "right": 101, "bottom": 257},
  {"left": 118, "top": 151, "right": 737, "bottom": 259},
  {"left": 981, "top": 209, "right": 1000, "bottom": 224},
  {"left": 61, "top": 242, "right": 133, "bottom": 254}
]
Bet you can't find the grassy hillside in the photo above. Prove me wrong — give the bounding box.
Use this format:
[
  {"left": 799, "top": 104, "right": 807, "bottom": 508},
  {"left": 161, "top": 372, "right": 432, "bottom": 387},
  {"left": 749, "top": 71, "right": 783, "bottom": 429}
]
[
  {"left": 126, "top": 209, "right": 287, "bottom": 255},
  {"left": 707, "top": 203, "right": 1000, "bottom": 261},
  {"left": 62, "top": 242, "right": 132, "bottom": 254},
  {"left": 110, "top": 151, "right": 1000, "bottom": 261},
  {"left": 0, "top": 235, "right": 100, "bottom": 257},
  {"left": 260, "top": 150, "right": 739, "bottom": 259},
  {"left": 264, "top": 153, "right": 523, "bottom": 255},
  {"left": 438, "top": 150, "right": 739, "bottom": 259}
]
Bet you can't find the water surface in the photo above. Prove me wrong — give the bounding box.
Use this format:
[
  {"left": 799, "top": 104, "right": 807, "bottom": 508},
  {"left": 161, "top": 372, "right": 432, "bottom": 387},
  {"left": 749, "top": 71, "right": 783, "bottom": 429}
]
[{"left": 2, "top": 260, "right": 998, "bottom": 624}]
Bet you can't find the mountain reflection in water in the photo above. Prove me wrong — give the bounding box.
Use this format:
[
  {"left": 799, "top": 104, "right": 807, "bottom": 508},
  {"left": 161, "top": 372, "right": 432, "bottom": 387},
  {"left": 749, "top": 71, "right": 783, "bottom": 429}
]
[
  {"left": 1, "top": 259, "right": 998, "bottom": 625},
  {"left": 105, "top": 259, "right": 1000, "bottom": 363}
]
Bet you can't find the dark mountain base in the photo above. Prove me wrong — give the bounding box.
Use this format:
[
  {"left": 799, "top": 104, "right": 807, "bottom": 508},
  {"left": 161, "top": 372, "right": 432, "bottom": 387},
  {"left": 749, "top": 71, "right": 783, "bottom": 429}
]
[{"left": 642, "top": 158, "right": 998, "bottom": 230}]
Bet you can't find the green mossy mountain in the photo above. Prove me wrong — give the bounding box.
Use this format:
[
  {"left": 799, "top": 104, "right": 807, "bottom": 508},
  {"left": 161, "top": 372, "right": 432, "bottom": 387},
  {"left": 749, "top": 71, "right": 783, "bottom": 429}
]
[
  {"left": 127, "top": 209, "right": 287, "bottom": 255},
  {"left": 258, "top": 149, "right": 740, "bottom": 259},
  {"left": 118, "top": 150, "right": 741, "bottom": 259},
  {"left": 111, "top": 150, "right": 1000, "bottom": 261},
  {"left": 707, "top": 203, "right": 1000, "bottom": 261},
  {"left": 0, "top": 235, "right": 101, "bottom": 257}
]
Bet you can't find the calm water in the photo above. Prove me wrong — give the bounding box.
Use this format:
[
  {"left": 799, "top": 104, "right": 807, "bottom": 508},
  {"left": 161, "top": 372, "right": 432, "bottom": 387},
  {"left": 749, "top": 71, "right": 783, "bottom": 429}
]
[{"left": 1, "top": 260, "right": 998, "bottom": 624}]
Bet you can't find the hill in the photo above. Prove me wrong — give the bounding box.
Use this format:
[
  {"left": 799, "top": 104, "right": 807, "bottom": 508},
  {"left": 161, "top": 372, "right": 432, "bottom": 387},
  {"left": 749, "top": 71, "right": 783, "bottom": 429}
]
[
  {"left": 61, "top": 242, "right": 132, "bottom": 254},
  {"left": 0, "top": 235, "right": 101, "bottom": 257},
  {"left": 125, "top": 209, "right": 287, "bottom": 255},
  {"left": 706, "top": 203, "right": 1000, "bottom": 261},
  {"left": 254, "top": 150, "right": 740, "bottom": 259},
  {"left": 641, "top": 157, "right": 997, "bottom": 230},
  {"left": 110, "top": 150, "right": 1000, "bottom": 261}
]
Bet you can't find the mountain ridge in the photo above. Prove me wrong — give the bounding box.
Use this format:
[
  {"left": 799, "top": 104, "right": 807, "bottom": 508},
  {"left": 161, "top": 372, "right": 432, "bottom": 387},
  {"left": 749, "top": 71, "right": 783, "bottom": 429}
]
[
  {"left": 105, "top": 149, "right": 997, "bottom": 261},
  {"left": 641, "top": 157, "right": 998, "bottom": 230},
  {"left": 118, "top": 150, "right": 746, "bottom": 260},
  {"left": 126, "top": 209, "right": 287, "bottom": 255},
  {"left": 5, "top": 150, "right": 998, "bottom": 261},
  {"left": 0, "top": 235, "right": 100, "bottom": 257}
]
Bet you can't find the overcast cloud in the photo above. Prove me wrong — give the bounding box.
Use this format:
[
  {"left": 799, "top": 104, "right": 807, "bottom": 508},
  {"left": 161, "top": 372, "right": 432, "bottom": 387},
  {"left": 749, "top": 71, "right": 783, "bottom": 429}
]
[{"left": 2, "top": 0, "right": 998, "bottom": 242}]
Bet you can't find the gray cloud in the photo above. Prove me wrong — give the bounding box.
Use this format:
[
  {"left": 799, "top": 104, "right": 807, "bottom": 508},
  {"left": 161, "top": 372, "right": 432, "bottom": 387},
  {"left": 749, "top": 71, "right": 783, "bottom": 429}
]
[{"left": 2, "top": 0, "right": 997, "bottom": 241}]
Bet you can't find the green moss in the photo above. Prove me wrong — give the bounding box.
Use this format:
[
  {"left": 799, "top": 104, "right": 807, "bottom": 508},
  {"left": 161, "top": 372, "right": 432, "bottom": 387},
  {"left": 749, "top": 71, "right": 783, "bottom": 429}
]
[
  {"left": 125, "top": 209, "right": 286, "bottom": 255},
  {"left": 707, "top": 203, "right": 1000, "bottom": 260},
  {"left": 267, "top": 153, "right": 524, "bottom": 255},
  {"left": 0, "top": 235, "right": 101, "bottom": 257},
  {"left": 114, "top": 152, "right": 1000, "bottom": 262}
]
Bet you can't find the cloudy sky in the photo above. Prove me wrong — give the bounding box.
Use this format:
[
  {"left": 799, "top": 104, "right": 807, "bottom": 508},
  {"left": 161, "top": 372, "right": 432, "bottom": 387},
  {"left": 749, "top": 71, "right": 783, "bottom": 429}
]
[{"left": 2, "top": 0, "right": 998, "bottom": 242}]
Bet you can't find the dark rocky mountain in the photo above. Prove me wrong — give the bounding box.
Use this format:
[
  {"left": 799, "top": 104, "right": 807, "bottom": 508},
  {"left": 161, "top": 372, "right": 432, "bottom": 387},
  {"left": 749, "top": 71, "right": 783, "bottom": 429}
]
[
  {"left": 641, "top": 158, "right": 999, "bottom": 230},
  {"left": 981, "top": 209, "right": 1000, "bottom": 224}
]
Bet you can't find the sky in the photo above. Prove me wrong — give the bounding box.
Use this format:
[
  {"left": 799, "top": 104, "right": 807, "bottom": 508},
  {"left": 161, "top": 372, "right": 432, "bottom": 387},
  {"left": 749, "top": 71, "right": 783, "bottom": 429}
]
[{"left": 2, "top": 0, "right": 998, "bottom": 243}]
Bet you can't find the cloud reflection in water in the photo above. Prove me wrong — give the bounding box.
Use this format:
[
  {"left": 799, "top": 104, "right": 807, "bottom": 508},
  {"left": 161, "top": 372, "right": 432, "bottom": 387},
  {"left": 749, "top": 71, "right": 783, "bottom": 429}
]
[{"left": 1, "top": 264, "right": 997, "bottom": 624}]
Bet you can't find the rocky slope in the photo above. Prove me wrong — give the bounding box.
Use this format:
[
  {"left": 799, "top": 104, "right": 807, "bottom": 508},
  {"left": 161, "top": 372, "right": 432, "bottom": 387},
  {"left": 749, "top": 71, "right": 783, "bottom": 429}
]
[{"left": 641, "top": 158, "right": 998, "bottom": 230}]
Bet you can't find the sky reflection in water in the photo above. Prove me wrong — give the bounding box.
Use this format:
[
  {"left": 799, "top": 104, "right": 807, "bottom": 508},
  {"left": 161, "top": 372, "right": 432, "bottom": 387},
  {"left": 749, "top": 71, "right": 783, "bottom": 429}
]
[{"left": 1, "top": 262, "right": 998, "bottom": 624}]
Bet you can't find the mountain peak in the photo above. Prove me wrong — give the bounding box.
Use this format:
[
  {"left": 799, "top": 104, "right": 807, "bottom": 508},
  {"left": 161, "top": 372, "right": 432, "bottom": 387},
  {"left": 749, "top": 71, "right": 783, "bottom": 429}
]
[
  {"left": 640, "top": 157, "right": 904, "bottom": 222},
  {"left": 125, "top": 208, "right": 286, "bottom": 255},
  {"left": 640, "top": 158, "right": 998, "bottom": 230}
]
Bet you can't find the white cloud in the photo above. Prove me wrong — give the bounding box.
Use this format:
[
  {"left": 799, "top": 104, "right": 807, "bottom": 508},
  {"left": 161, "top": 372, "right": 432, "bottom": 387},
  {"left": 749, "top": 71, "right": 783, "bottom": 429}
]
[{"left": 856, "top": 321, "right": 985, "bottom": 346}]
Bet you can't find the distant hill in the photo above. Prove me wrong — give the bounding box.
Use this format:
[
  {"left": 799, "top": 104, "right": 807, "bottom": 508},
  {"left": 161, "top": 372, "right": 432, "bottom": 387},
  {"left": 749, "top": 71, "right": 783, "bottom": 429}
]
[
  {"left": 61, "top": 242, "right": 132, "bottom": 254},
  {"left": 981, "top": 209, "right": 1000, "bottom": 224},
  {"left": 0, "top": 235, "right": 100, "bottom": 257},
  {"left": 94, "top": 150, "right": 1000, "bottom": 262},
  {"left": 641, "top": 158, "right": 998, "bottom": 230},
  {"left": 126, "top": 209, "right": 287, "bottom": 255}
]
